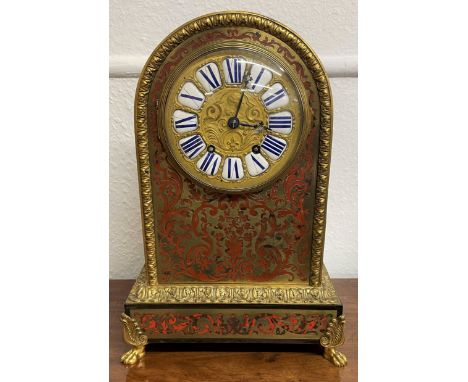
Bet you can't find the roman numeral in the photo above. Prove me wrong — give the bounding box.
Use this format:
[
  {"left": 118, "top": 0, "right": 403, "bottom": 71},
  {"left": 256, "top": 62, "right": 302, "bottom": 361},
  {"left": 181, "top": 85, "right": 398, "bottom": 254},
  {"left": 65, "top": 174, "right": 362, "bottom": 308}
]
[
  {"left": 245, "top": 153, "right": 269, "bottom": 176},
  {"left": 251, "top": 68, "right": 265, "bottom": 90},
  {"left": 246, "top": 64, "right": 273, "bottom": 93},
  {"left": 179, "top": 134, "right": 206, "bottom": 159},
  {"left": 264, "top": 88, "right": 285, "bottom": 106},
  {"left": 235, "top": 58, "right": 241, "bottom": 83},
  {"left": 178, "top": 82, "right": 205, "bottom": 110},
  {"left": 175, "top": 114, "right": 196, "bottom": 127},
  {"left": 261, "top": 83, "right": 289, "bottom": 110},
  {"left": 173, "top": 110, "right": 198, "bottom": 133},
  {"left": 196, "top": 151, "right": 221, "bottom": 175},
  {"left": 223, "top": 58, "right": 246, "bottom": 84},
  {"left": 268, "top": 111, "right": 292, "bottom": 134},
  {"left": 180, "top": 93, "right": 203, "bottom": 101},
  {"left": 222, "top": 157, "right": 244, "bottom": 180},
  {"left": 261, "top": 134, "right": 287, "bottom": 160},
  {"left": 210, "top": 158, "right": 219, "bottom": 175},
  {"left": 196, "top": 63, "right": 221, "bottom": 92}
]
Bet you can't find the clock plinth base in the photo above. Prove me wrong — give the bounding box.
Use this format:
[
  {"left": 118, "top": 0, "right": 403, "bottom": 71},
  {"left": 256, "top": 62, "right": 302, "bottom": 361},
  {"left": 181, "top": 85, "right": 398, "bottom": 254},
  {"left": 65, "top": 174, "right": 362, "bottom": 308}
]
[{"left": 121, "top": 266, "right": 346, "bottom": 366}]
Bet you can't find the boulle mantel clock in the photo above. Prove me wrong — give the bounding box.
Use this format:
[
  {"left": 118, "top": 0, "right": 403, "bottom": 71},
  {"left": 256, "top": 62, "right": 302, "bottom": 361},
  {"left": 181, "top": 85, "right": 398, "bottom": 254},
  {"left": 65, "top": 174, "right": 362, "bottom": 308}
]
[{"left": 120, "top": 11, "right": 347, "bottom": 367}]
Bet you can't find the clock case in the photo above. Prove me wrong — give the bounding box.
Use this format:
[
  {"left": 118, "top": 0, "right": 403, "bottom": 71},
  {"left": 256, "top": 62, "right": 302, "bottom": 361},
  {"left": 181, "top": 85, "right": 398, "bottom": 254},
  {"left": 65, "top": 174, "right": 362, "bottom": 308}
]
[{"left": 120, "top": 12, "right": 347, "bottom": 367}]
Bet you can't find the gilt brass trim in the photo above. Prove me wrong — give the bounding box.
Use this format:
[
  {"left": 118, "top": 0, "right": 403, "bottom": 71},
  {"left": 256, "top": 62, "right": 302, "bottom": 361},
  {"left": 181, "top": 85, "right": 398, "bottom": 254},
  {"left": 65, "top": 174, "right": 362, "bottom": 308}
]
[
  {"left": 134, "top": 11, "right": 332, "bottom": 287},
  {"left": 126, "top": 265, "right": 339, "bottom": 305}
]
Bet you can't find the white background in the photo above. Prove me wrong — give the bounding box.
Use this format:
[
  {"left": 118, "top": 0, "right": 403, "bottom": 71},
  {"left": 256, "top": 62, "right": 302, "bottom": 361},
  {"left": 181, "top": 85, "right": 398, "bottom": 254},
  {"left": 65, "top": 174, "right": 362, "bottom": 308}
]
[
  {"left": 1, "top": 1, "right": 468, "bottom": 381},
  {"left": 109, "top": 0, "right": 358, "bottom": 279}
]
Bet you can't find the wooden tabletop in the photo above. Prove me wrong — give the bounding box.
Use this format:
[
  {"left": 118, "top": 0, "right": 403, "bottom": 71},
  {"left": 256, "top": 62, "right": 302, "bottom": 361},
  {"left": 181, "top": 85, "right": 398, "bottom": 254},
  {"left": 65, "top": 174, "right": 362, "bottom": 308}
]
[{"left": 110, "top": 279, "right": 357, "bottom": 382}]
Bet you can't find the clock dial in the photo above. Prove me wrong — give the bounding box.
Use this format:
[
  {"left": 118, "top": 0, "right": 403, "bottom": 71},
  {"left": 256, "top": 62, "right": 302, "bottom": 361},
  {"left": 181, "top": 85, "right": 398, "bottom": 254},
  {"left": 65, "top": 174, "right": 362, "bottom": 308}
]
[{"left": 161, "top": 46, "right": 311, "bottom": 193}]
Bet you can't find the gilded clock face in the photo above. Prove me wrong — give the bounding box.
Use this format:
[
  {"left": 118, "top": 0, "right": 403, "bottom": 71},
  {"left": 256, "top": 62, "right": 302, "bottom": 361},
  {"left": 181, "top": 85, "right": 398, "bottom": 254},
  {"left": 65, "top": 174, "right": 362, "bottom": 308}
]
[{"left": 160, "top": 43, "right": 312, "bottom": 193}]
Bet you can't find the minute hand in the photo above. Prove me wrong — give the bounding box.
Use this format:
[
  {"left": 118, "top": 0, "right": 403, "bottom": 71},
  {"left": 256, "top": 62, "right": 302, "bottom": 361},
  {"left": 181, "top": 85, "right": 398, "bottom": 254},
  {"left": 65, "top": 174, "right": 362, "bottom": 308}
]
[
  {"left": 233, "top": 65, "right": 252, "bottom": 118},
  {"left": 233, "top": 92, "right": 245, "bottom": 118}
]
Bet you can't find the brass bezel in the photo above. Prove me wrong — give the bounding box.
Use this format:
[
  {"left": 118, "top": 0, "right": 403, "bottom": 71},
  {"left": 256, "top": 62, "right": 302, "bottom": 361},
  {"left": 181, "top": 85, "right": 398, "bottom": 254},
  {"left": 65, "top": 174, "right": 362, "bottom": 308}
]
[
  {"left": 158, "top": 42, "right": 310, "bottom": 194},
  {"left": 133, "top": 11, "right": 333, "bottom": 289}
]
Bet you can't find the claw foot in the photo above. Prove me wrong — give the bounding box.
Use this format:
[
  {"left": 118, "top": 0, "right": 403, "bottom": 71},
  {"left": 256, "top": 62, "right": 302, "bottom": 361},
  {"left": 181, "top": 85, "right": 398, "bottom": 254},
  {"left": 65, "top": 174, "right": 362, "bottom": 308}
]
[
  {"left": 121, "top": 346, "right": 145, "bottom": 365},
  {"left": 320, "top": 314, "right": 347, "bottom": 367},
  {"left": 324, "top": 347, "right": 348, "bottom": 367},
  {"left": 120, "top": 313, "right": 148, "bottom": 365}
]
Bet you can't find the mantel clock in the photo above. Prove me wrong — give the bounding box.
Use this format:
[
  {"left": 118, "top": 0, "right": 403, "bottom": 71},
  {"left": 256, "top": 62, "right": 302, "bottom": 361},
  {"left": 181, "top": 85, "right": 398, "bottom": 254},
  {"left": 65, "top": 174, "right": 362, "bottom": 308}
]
[{"left": 120, "top": 11, "right": 347, "bottom": 368}]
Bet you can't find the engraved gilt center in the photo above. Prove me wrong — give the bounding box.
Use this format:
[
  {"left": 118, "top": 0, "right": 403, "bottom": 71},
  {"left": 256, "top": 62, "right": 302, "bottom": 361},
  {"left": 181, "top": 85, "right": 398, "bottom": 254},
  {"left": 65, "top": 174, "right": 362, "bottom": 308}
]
[{"left": 199, "top": 88, "right": 268, "bottom": 155}]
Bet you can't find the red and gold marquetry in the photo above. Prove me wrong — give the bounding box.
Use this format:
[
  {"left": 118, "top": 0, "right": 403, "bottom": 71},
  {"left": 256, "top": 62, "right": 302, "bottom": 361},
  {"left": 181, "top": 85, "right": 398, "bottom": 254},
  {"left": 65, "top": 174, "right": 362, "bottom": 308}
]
[{"left": 130, "top": 309, "right": 337, "bottom": 340}]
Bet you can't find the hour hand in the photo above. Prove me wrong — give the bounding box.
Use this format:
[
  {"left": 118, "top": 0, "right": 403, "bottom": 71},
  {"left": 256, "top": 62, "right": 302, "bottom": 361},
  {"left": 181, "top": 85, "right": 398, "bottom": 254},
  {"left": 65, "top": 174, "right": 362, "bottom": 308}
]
[
  {"left": 239, "top": 121, "right": 266, "bottom": 129},
  {"left": 239, "top": 122, "right": 258, "bottom": 128}
]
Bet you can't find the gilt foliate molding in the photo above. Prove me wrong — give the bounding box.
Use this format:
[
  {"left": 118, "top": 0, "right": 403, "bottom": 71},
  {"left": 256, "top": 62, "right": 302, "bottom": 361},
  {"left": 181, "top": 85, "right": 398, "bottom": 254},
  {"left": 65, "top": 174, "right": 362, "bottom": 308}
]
[{"left": 126, "top": 266, "right": 340, "bottom": 305}]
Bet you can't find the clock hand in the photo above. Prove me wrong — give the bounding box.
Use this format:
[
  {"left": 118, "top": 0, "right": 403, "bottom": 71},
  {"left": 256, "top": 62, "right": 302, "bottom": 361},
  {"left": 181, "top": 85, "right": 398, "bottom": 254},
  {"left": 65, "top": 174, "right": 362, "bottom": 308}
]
[
  {"left": 239, "top": 121, "right": 267, "bottom": 129},
  {"left": 238, "top": 122, "right": 257, "bottom": 128},
  {"left": 233, "top": 65, "right": 253, "bottom": 119},
  {"left": 233, "top": 92, "right": 245, "bottom": 119}
]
